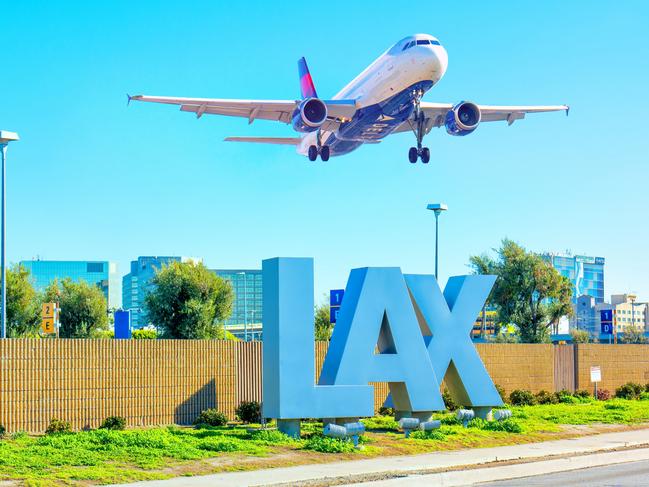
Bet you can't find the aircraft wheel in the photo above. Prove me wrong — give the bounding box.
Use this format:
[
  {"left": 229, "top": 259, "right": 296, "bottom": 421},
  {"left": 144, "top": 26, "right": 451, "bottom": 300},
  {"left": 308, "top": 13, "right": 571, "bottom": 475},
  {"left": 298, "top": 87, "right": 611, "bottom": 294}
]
[
  {"left": 408, "top": 147, "right": 418, "bottom": 163},
  {"left": 421, "top": 147, "right": 430, "bottom": 164},
  {"left": 320, "top": 145, "right": 330, "bottom": 161},
  {"left": 308, "top": 145, "right": 318, "bottom": 161}
]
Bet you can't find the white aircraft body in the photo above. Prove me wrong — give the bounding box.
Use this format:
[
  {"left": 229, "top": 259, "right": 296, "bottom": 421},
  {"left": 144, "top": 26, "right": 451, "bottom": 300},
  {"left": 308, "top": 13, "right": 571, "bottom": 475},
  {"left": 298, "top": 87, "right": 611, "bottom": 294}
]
[{"left": 130, "top": 34, "right": 568, "bottom": 163}]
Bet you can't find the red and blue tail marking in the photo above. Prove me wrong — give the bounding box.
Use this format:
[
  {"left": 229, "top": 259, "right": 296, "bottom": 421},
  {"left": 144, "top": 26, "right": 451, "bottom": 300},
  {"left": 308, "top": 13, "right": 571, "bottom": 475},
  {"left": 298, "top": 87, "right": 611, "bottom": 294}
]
[{"left": 298, "top": 57, "right": 318, "bottom": 99}]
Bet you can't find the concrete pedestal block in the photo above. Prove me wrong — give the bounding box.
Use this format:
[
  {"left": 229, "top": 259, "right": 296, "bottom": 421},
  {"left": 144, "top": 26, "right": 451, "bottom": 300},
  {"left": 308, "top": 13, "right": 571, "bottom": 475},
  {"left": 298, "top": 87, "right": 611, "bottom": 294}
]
[
  {"left": 277, "top": 419, "right": 300, "bottom": 438},
  {"left": 473, "top": 407, "right": 493, "bottom": 420}
]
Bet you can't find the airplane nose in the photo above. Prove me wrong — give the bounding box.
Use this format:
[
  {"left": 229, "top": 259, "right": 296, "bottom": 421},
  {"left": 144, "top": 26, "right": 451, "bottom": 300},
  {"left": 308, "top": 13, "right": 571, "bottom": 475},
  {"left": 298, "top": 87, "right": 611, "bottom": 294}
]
[{"left": 431, "top": 45, "right": 448, "bottom": 78}]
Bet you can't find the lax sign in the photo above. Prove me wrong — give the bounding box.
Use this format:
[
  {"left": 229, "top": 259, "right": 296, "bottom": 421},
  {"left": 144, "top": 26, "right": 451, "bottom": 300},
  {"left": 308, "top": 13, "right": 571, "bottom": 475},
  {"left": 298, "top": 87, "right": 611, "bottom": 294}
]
[{"left": 262, "top": 258, "right": 503, "bottom": 426}]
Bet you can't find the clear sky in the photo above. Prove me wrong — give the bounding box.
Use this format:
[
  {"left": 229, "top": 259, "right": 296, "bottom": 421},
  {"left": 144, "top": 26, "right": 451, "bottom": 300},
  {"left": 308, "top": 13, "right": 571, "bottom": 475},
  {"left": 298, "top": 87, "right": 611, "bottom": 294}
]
[{"left": 2, "top": 1, "right": 648, "bottom": 305}]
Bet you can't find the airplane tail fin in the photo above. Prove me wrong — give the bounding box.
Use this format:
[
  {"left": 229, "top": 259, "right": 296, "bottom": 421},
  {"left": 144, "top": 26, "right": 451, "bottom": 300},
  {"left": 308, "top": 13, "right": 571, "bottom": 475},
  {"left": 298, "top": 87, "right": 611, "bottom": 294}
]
[{"left": 298, "top": 57, "right": 318, "bottom": 99}]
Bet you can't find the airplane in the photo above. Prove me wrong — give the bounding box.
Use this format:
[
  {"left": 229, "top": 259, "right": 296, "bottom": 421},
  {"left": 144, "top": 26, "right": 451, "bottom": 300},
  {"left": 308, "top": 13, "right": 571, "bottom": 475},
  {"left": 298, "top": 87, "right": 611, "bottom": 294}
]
[{"left": 129, "top": 34, "right": 568, "bottom": 163}]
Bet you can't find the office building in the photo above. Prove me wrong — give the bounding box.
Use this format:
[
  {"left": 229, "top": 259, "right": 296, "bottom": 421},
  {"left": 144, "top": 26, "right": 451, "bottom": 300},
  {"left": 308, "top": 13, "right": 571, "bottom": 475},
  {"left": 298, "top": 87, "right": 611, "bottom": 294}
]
[
  {"left": 576, "top": 293, "right": 648, "bottom": 336},
  {"left": 19, "top": 260, "right": 120, "bottom": 308},
  {"left": 541, "top": 253, "right": 605, "bottom": 304},
  {"left": 122, "top": 256, "right": 200, "bottom": 328},
  {"left": 213, "top": 269, "right": 262, "bottom": 341}
]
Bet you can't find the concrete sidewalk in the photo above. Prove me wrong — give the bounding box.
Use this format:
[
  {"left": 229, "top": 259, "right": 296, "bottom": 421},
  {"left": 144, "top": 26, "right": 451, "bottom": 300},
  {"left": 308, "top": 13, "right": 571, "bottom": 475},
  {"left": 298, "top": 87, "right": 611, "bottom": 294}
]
[{"left": 113, "top": 428, "right": 649, "bottom": 487}]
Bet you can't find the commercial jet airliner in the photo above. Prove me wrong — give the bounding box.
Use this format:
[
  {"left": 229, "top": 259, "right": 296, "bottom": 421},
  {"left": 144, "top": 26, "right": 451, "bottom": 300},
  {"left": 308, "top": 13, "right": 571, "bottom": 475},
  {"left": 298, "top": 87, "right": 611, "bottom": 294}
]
[{"left": 130, "top": 34, "right": 568, "bottom": 163}]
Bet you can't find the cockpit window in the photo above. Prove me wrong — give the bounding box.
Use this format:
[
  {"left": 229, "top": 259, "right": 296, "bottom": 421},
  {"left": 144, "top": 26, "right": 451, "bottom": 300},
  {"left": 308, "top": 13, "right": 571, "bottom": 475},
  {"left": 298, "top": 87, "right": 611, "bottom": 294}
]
[
  {"left": 430, "top": 40, "right": 440, "bottom": 45},
  {"left": 402, "top": 40, "right": 416, "bottom": 51},
  {"left": 416, "top": 39, "right": 429, "bottom": 45}
]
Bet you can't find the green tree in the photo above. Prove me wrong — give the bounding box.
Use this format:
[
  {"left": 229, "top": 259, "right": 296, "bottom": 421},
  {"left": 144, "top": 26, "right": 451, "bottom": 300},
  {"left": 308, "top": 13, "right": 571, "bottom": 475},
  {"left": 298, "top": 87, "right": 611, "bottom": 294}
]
[
  {"left": 132, "top": 328, "right": 157, "bottom": 339},
  {"left": 6, "top": 264, "right": 41, "bottom": 337},
  {"left": 314, "top": 297, "right": 332, "bottom": 341},
  {"left": 144, "top": 261, "right": 233, "bottom": 339},
  {"left": 622, "top": 326, "right": 647, "bottom": 344},
  {"left": 44, "top": 278, "right": 109, "bottom": 338},
  {"left": 570, "top": 328, "right": 590, "bottom": 343},
  {"left": 470, "top": 239, "right": 573, "bottom": 343}
]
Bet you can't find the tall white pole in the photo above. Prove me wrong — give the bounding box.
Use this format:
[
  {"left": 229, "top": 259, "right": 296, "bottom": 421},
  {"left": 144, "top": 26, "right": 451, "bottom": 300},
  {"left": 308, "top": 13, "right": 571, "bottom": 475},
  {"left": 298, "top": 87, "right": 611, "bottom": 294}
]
[
  {"left": 1, "top": 143, "right": 6, "bottom": 339},
  {"left": 243, "top": 273, "right": 248, "bottom": 342}
]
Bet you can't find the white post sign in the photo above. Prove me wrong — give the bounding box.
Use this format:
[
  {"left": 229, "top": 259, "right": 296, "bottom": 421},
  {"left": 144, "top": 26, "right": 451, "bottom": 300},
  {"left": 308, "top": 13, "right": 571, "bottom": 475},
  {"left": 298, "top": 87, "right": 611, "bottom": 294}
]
[
  {"left": 590, "top": 366, "right": 601, "bottom": 382},
  {"left": 590, "top": 365, "right": 601, "bottom": 398}
]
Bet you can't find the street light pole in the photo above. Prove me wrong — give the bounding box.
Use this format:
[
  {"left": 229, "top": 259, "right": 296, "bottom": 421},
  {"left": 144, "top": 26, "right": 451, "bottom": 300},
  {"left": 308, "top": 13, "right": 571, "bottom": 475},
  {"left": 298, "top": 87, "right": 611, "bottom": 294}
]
[
  {"left": 0, "top": 131, "right": 20, "bottom": 340},
  {"left": 238, "top": 272, "right": 248, "bottom": 342},
  {"left": 426, "top": 203, "right": 448, "bottom": 279}
]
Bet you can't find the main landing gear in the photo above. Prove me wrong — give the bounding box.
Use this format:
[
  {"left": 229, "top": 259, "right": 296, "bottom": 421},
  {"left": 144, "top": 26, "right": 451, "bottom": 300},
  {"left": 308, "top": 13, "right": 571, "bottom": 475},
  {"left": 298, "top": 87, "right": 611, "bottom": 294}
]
[
  {"left": 308, "top": 144, "right": 330, "bottom": 161},
  {"left": 408, "top": 91, "right": 430, "bottom": 164},
  {"left": 308, "top": 130, "right": 330, "bottom": 161}
]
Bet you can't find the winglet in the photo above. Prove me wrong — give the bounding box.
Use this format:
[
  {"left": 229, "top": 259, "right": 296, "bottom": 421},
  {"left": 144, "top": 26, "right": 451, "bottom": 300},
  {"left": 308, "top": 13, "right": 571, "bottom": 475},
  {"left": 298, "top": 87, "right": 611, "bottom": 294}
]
[
  {"left": 298, "top": 57, "right": 318, "bottom": 99},
  {"left": 127, "top": 94, "right": 132, "bottom": 106},
  {"left": 566, "top": 105, "right": 570, "bottom": 116}
]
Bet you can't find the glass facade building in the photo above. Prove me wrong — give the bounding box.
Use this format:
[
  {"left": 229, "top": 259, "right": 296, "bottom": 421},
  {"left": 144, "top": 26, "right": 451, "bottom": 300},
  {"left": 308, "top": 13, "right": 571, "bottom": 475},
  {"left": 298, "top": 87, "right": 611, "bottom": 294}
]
[
  {"left": 213, "top": 269, "right": 262, "bottom": 341},
  {"left": 19, "top": 260, "right": 120, "bottom": 308},
  {"left": 122, "top": 256, "right": 188, "bottom": 328},
  {"left": 542, "top": 253, "right": 605, "bottom": 304}
]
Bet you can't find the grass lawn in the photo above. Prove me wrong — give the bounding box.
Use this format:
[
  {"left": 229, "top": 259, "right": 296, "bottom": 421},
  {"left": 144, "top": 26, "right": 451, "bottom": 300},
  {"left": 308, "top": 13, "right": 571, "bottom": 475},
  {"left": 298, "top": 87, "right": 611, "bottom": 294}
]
[{"left": 3, "top": 399, "right": 649, "bottom": 486}]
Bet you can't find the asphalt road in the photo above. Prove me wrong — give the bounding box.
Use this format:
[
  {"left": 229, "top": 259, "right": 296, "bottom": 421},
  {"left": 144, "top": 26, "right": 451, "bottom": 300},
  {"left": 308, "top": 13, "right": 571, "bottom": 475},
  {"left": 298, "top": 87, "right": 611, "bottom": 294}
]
[{"left": 479, "top": 460, "right": 649, "bottom": 486}]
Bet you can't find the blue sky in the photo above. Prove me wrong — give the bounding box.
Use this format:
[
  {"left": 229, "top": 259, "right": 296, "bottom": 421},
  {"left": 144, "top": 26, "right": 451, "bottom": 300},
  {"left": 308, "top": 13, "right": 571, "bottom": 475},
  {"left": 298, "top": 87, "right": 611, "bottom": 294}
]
[{"left": 2, "top": 1, "right": 648, "bottom": 305}]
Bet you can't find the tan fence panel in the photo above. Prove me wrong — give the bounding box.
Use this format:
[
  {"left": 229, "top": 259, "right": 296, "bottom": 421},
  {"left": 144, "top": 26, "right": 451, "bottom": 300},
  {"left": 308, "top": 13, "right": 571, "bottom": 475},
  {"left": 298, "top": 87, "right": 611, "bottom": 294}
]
[
  {"left": 575, "top": 344, "right": 649, "bottom": 393},
  {"left": 0, "top": 339, "right": 237, "bottom": 433},
  {"left": 554, "top": 345, "right": 575, "bottom": 392},
  {"left": 476, "top": 344, "right": 555, "bottom": 396}
]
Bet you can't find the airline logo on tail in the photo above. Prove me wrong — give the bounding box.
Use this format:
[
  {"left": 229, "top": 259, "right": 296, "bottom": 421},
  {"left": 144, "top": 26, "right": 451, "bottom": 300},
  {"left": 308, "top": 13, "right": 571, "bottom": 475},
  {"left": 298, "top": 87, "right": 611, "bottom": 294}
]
[{"left": 298, "top": 57, "right": 318, "bottom": 99}]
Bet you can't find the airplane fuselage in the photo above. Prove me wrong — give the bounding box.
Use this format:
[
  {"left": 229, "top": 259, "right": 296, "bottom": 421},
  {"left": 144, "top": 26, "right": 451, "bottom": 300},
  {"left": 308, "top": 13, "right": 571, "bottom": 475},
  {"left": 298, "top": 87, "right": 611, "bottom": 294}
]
[{"left": 297, "top": 35, "right": 448, "bottom": 157}]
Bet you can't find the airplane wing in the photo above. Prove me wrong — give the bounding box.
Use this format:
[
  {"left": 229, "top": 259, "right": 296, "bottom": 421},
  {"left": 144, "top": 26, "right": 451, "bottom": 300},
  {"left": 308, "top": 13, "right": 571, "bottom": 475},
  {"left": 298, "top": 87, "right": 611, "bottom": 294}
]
[
  {"left": 128, "top": 95, "right": 357, "bottom": 126},
  {"left": 393, "top": 102, "right": 569, "bottom": 134},
  {"left": 224, "top": 136, "right": 301, "bottom": 145}
]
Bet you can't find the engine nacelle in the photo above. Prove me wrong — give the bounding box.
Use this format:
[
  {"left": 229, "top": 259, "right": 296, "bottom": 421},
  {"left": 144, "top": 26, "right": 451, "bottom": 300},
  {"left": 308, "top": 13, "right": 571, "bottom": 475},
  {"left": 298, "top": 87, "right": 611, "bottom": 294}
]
[
  {"left": 292, "top": 98, "right": 328, "bottom": 133},
  {"left": 445, "top": 101, "right": 481, "bottom": 136}
]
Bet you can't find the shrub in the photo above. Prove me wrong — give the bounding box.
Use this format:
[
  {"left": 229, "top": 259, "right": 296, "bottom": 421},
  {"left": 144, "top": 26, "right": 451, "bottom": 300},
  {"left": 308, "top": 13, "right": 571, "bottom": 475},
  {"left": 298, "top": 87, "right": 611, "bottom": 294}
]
[
  {"left": 574, "top": 389, "right": 592, "bottom": 399},
  {"left": 495, "top": 384, "right": 507, "bottom": 403},
  {"left": 596, "top": 389, "right": 611, "bottom": 401},
  {"left": 235, "top": 401, "right": 261, "bottom": 424},
  {"left": 132, "top": 328, "right": 157, "bottom": 339},
  {"left": 509, "top": 389, "right": 536, "bottom": 406},
  {"left": 378, "top": 406, "right": 394, "bottom": 416},
  {"left": 303, "top": 435, "right": 355, "bottom": 453},
  {"left": 442, "top": 389, "right": 459, "bottom": 411},
  {"left": 410, "top": 429, "right": 445, "bottom": 440},
  {"left": 0, "top": 424, "right": 5, "bottom": 438},
  {"left": 250, "top": 429, "right": 296, "bottom": 445},
  {"left": 194, "top": 408, "right": 228, "bottom": 427},
  {"left": 640, "top": 392, "right": 649, "bottom": 401},
  {"left": 99, "top": 416, "right": 126, "bottom": 431},
  {"left": 483, "top": 419, "right": 523, "bottom": 433},
  {"left": 556, "top": 389, "right": 579, "bottom": 404},
  {"left": 535, "top": 390, "right": 559, "bottom": 405},
  {"left": 615, "top": 382, "right": 644, "bottom": 400},
  {"left": 46, "top": 418, "right": 72, "bottom": 434}
]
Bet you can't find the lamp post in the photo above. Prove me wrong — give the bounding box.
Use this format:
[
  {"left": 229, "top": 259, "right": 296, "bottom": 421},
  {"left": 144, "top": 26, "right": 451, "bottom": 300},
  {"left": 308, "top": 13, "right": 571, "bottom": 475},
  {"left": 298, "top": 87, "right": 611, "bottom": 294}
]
[
  {"left": 426, "top": 203, "right": 448, "bottom": 279},
  {"left": 238, "top": 272, "right": 248, "bottom": 342},
  {"left": 0, "top": 131, "right": 19, "bottom": 339}
]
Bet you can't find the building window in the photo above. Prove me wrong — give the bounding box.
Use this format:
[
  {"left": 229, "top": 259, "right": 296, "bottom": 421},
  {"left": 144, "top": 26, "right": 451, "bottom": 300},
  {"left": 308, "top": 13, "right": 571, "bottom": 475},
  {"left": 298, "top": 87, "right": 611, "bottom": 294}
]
[{"left": 87, "top": 262, "right": 104, "bottom": 273}]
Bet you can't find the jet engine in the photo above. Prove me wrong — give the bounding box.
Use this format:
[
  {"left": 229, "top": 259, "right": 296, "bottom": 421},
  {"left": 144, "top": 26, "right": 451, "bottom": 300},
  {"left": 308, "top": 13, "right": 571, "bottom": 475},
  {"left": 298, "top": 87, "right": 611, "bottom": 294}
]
[
  {"left": 445, "top": 101, "right": 481, "bottom": 136},
  {"left": 292, "top": 98, "right": 328, "bottom": 133}
]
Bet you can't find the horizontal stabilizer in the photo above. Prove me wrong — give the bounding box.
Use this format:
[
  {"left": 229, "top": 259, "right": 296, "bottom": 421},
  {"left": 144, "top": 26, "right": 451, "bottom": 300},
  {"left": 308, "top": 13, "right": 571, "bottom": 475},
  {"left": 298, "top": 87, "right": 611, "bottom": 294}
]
[{"left": 224, "top": 136, "right": 301, "bottom": 145}]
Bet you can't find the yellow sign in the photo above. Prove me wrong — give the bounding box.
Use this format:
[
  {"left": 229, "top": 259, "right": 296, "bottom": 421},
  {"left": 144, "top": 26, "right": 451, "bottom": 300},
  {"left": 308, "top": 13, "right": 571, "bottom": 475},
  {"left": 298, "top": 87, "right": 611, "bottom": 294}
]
[
  {"left": 42, "top": 302, "right": 57, "bottom": 334},
  {"left": 42, "top": 303, "right": 55, "bottom": 318},
  {"left": 42, "top": 317, "right": 55, "bottom": 334}
]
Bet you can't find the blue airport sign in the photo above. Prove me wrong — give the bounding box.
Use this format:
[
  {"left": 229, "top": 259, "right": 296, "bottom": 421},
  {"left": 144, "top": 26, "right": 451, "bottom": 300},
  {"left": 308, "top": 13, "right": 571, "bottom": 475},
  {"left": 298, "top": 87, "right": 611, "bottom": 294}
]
[
  {"left": 330, "top": 307, "right": 340, "bottom": 324},
  {"left": 330, "top": 289, "right": 344, "bottom": 307},
  {"left": 114, "top": 310, "right": 131, "bottom": 339},
  {"left": 600, "top": 309, "right": 613, "bottom": 323},
  {"left": 601, "top": 322, "right": 613, "bottom": 335}
]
